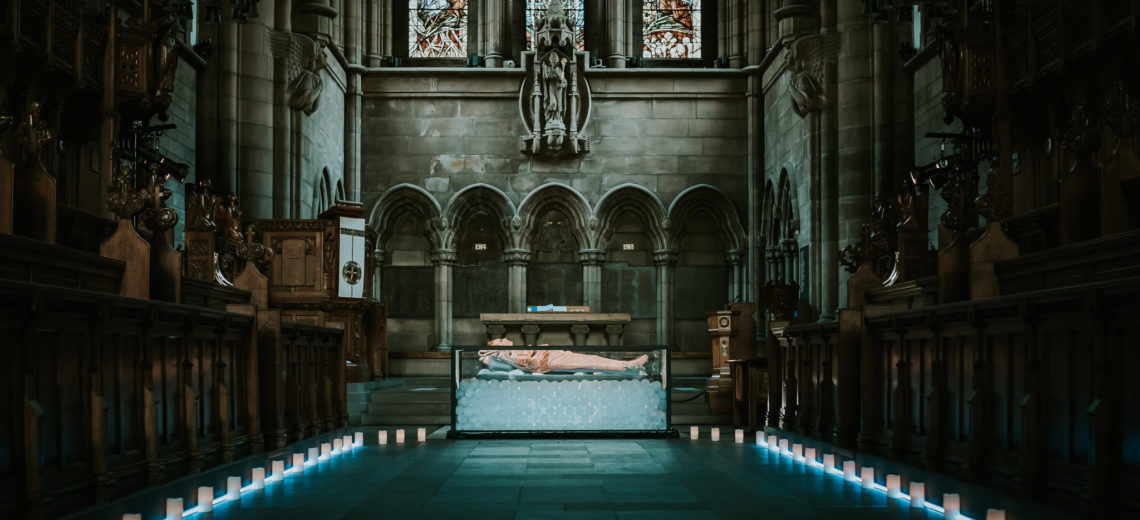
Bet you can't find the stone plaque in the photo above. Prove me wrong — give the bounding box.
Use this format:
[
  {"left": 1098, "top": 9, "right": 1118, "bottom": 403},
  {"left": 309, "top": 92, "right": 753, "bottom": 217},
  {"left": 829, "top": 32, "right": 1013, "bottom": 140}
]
[
  {"left": 381, "top": 266, "right": 434, "bottom": 319},
  {"left": 454, "top": 262, "right": 509, "bottom": 318},
  {"left": 601, "top": 264, "right": 657, "bottom": 318},
  {"left": 526, "top": 262, "right": 582, "bottom": 306}
]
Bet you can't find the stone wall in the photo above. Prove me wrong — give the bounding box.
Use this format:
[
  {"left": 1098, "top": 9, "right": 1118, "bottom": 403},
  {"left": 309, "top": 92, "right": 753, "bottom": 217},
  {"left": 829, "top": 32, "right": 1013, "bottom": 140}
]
[
  {"left": 912, "top": 52, "right": 957, "bottom": 242},
  {"left": 300, "top": 49, "right": 348, "bottom": 217},
  {"left": 160, "top": 52, "right": 200, "bottom": 247}
]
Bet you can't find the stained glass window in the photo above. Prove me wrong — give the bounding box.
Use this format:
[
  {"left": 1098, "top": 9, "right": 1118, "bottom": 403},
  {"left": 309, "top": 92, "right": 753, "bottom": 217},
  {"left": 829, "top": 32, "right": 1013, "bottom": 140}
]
[
  {"left": 409, "top": 0, "right": 468, "bottom": 58},
  {"left": 526, "top": 0, "right": 585, "bottom": 51},
  {"left": 642, "top": 0, "right": 701, "bottom": 59}
]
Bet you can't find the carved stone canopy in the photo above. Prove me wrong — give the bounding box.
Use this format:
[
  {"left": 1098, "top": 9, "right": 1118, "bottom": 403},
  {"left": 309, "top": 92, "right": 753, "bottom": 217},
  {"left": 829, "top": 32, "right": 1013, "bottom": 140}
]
[{"left": 519, "top": 0, "right": 591, "bottom": 156}]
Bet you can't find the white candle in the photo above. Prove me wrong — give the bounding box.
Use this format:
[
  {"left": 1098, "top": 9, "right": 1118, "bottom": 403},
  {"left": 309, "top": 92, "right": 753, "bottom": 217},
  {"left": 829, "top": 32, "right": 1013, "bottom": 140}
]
[
  {"left": 251, "top": 467, "right": 265, "bottom": 489},
  {"left": 271, "top": 460, "right": 284, "bottom": 479},
  {"left": 197, "top": 486, "right": 214, "bottom": 512},
  {"left": 344, "top": 435, "right": 354, "bottom": 449},
  {"left": 165, "top": 498, "right": 183, "bottom": 520},
  {"left": 123, "top": 515, "right": 142, "bottom": 520},
  {"left": 860, "top": 467, "right": 874, "bottom": 488},
  {"left": 396, "top": 429, "right": 405, "bottom": 443},
  {"left": 355, "top": 431, "right": 364, "bottom": 446},
  {"left": 909, "top": 482, "right": 925, "bottom": 507},
  {"left": 755, "top": 431, "right": 764, "bottom": 445},
  {"left": 943, "top": 493, "right": 960, "bottom": 517},
  {"left": 767, "top": 435, "right": 778, "bottom": 450},
  {"left": 307, "top": 447, "right": 319, "bottom": 465},
  {"left": 332, "top": 438, "right": 342, "bottom": 454},
  {"left": 292, "top": 453, "right": 305, "bottom": 469},
  {"left": 823, "top": 453, "right": 836, "bottom": 470},
  {"left": 985, "top": 509, "right": 1006, "bottom": 520},
  {"left": 417, "top": 428, "right": 427, "bottom": 442},
  {"left": 734, "top": 429, "right": 744, "bottom": 443},
  {"left": 320, "top": 443, "right": 332, "bottom": 459},
  {"left": 379, "top": 431, "right": 388, "bottom": 444},
  {"left": 778, "top": 438, "right": 789, "bottom": 453},
  {"left": 792, "top": 443, "right": 803, "bottom": 459},
  {"left": 843, "top": 460, "right": 856, "bottom": 481},
  {"left": 886, "top": 474, "right": 901, "bottom": 498},
  {"left": 710, "top": 428, "right": 720, "bottom": 441},
  {"left": 226, "top": 476, "right": 241, "bottom": 499},
  {"left": 690, "top": 426, "right": 699, "bottom": 439},
  {"left": 805, "top": 447, "right": 817, "bottom": 464}
]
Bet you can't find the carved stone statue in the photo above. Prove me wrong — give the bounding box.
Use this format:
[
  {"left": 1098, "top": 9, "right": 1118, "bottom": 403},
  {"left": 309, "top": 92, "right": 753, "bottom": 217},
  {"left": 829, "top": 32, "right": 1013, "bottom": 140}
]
[
  {"left": 214, "top": 193, "right": 244, "bottom": 241},
  {"left": 288, "top": 42, "right": 327, "bottom": 115},
  {"left": 154, "top": 22, "right": 179, "bottom": 102},
  {"left": 185, "top": 179, "right": 218, "bottom": 231},
  {"left": 520, "top": 0, "right": 589, "bottom": 156}
]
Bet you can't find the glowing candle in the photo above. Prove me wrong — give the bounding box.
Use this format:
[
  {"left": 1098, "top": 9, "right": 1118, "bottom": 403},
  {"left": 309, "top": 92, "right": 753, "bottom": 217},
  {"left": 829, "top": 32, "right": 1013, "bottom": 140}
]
[
  {"left": 226, "top": 476, "right": 241, "bottom": 500},
  {"left": 379, "top": 431, "right": 388, "bottom": 445},
  {"left": 909, "top": 482, "right": 925, "bottom": 508},
  {"left": 307, "top": 447, "right": 318, "bottom": 465},
  {"left": 355, "top": 432, "right": 364, "bottom": 446},
  {"left": 710, "top": 428, "right": 720, "bottom": 441},
  {"left": 823, "top": 453, "right": 836, "bottom": 470},
  {"left": 805, "top": 447, "right": 817, "bottom": 464},
  {"left": 332, "top": 438, "right": 342, "bottom": 454},
  {"left": 320, "top": 443, "right": 331, "bottom": 460},
  {"left": 778, "top": 438, "right": 789, "bottom": 454},
  {"left": 860, "top": 467, "right": 874, "bottom": 488},
  {"left": 767, "top": 435, "right": 778, "bottom": 450},
  {"left": 755, "top": 431, "right": 764, "bottom": 445},
  {"left": 124, "top": 514, "right": 142, "bottom": 520},
  {"left": 417, "top": 428, "right": 427, "bottom": 442},
  {"left": 792, "top": 443, "right": 803, "bottom": 460},
  {"left": 986, "top": 509, "right": 1006, "bottom": 520},
  {"left": 734, "top": 429, "right": 744, "bottom": 443},
  {"left": 886, "top": 474, "right": 901, "bottom": 498},
  {"left": 251, "top": 467, "right": 265, "bottom": 489},
  {"left": 292, "top": 453, "right": 305, "bottom": 469},
  {"left": 344, "top": 435, "right": 354, "bottom": 449},
  {"left": 396, "top": 429, "right": 405, "bottom": 443},
  {"left": 165, "top": 498, "right": 183, "bottom": 520},
  {"left": 843, "top": 460, "right": 856, "bottom": 481},
  {"left": 271, "top": 460, "right": 284, "bottom": 479},
  {"left": 197, "top": 486, "right": 214, "bottom": 513},
  {"left": 943, "top": 493, "right": 960, "bottom": 517}
]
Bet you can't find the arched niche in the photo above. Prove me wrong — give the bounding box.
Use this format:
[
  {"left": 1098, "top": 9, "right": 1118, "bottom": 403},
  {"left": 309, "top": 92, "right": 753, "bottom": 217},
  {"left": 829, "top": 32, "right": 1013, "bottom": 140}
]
[
  {"left": 526, "top": 208, "right": 583, "bottom": 306},
  {"left": 449, "top": 186, "right": 512, "bottom": 320},
  {"left": 601, "top": 210, "right": 657, "bottom": 318},
  {"left": 370, "top": 184, "right": 441, "bottom": 351}
]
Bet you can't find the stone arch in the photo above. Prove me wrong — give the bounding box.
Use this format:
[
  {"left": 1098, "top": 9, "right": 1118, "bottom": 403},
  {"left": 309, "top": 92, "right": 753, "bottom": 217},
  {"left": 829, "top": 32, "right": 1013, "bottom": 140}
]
[
  {"left": 594, "top": 183, "right": 668, "bottom": 251},
  {"left": 666, "top": 184, "right": 746, "bottom": 252},
  {"left": 516, "top": 182, "right": 594, "bottom": 252},
  {"left": 369, "top": 183, "right": 444, "bottom": 250},
  {"left": 443, "top": 183, "right": 516, "bottom": 261}
]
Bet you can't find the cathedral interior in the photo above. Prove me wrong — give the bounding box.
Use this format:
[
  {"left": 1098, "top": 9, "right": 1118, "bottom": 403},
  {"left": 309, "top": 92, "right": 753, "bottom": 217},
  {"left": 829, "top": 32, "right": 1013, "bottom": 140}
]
[{"left": 1, "top": 1, "right": 1138, "bottom": 519}]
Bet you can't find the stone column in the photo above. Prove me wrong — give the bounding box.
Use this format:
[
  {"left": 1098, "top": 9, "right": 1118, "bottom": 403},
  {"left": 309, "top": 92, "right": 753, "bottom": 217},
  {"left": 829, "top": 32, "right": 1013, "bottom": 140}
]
[
  {"left": 372, "top": 249, "right": 385, "bottom": 300},
  {"left": 725, "top": 250, "right": 743, "bottom": 302},
  {"left": 479, "top": 0, "right": 509, "bottom": 67},
  {"left": 579, "top": 249, "right": 604, "bottom": 311},
  {"left": 836, "top": 2, "right": 874, "bottom": 308},
  {"left": 746, "top": 64, "right": 763, "bottom": 302},
  {"left": 767, "top": 246, "right": 783, "bottom": 282},
  {"left": 653, "top": 250, "right": 677, "bottom": 348},
  {"left": 603, "top": 0, "right": 631, "bottom": 68},
  {"left": 570, "top": 324, "right": 590, "bottom": 346},
  {"left": 344, "top": 0, "right": 363, "bottom": 201},
  {"left": 819, "top": 58, "right": 839, "bottom": 320},
  {"left": 505, "top": 248, "right": 530, "bottom": 313},
  {"left": 872, "top": 20, "right": 895, "bottom": 197},
  {"left": 782, "top": 239, "right": 797, "bottom": 287},
  {"left": 430, "top": 249, "right": 457, "bottom": 351}
]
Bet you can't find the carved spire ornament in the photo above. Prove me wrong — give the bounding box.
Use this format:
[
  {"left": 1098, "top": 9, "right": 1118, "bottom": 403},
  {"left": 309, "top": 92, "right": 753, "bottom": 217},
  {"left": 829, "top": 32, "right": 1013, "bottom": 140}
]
[{"left": 520, "top": 0, "right": 590, "bottom": 156}]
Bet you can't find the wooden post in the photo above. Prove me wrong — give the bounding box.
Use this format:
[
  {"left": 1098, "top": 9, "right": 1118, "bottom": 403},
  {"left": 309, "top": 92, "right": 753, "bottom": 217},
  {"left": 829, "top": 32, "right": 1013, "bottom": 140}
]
[
  {"left": 214, "top": 327, "right": 233, "bottom": 462},
  {"left": 228, "top": 304, "right": 262, "bottom": 453},
  {"left": 257, "top": 309, "right": 285, "bottom": 450},
  {"left": 924, "top": 324, "right": 945, "bottom": 472},
  {"left": 89, "top": 329, "right": 108, "bottom": 503},
  {"left": 14, "top": 159, "right": 56, "bottom": 244},
  {"left": 100, "top": 220, "right": 150, "bottom": 299},
  {"left": 140, "top": 353, "right": 160, "bottom": 485},
  {"left": 23, "top": 375, "right": 42, "bottom": 512},
  {"left": 938, "top": 224, "right": 969, "bottom": 304},
  {"left": 836, "top": 309, "right": 861, "bottom": 451},
  {"left": 969, "top": 221, "right": 1019, "bottom": 300},
  {"left": 181, "top": 332, "right": 199, "bottom": 473},
  {"left": 234, "top": 263, "right": 268, "bottom": 310},
  {"left": 891, "top": 354, "right": 911, "bottom": 459},
  {"left": 149, "top": 229, "right": 181, "bottom": 303}
]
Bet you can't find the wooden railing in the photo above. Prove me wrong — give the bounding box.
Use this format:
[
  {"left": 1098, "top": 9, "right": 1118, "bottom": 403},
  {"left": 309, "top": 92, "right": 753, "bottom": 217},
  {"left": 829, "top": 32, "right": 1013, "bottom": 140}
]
[
  {"left": 775, "top": 277, "right": 1140, "bottom": 517},
  {"left": 0, "top": 280, "right": 345, "bottom": 519}
]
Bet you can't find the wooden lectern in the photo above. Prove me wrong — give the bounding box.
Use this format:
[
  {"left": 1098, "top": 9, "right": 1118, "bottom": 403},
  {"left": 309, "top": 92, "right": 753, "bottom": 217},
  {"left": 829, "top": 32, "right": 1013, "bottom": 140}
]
[{"left": 706, "top": 303, "right": 756, "bottom": 417}]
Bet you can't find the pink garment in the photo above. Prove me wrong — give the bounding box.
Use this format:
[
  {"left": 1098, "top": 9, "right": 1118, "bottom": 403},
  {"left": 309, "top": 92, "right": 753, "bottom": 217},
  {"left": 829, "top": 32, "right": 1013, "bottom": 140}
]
[{"left": 477, "top": 349, "right": 628, "bottom": 373}]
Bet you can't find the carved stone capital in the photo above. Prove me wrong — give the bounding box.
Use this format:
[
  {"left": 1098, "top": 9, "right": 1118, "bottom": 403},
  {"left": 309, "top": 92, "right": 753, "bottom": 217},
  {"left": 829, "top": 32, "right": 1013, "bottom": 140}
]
[
  {"left": 578, "top": 248, "right": 604, "bottom": 266},
  {"left": 724, "top": 249, "right": 742, "bottom": 266},
  {"left": 504, "top": 248, "right": 531, "bottom": 266},
  {"left": 485, "top": 324, "right": 507, "bottom": 340},
  {"left": 652, "top": 249, "right": 677, "bottom": 266},
  {"left": 430, "top": 249, "right": 458, "bottom": 266}
]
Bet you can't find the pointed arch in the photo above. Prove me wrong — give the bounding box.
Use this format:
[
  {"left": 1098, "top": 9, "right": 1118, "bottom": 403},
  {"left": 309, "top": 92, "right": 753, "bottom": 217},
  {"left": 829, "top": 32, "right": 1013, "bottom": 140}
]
[
  {"left": 516, "top": 183, "right": 594, "bottom": 251},
  {"left": 667, "top": 184, "right": 746, "bottom": 252},
  {"left": 442, "top": 183, "right": 516, "bottom": 252},
  {"left": 594, "top": 183, "right": 668, "bottom": 251},
  {"left": 368, "top": 183, "right": 444, "bottom": 249}
]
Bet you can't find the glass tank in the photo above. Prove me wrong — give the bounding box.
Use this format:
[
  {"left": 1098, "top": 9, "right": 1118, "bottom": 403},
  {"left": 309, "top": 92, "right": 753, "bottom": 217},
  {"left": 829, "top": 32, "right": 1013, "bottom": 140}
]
[{"left": 449, "top": 345, "right": 673, "bottom": 436}]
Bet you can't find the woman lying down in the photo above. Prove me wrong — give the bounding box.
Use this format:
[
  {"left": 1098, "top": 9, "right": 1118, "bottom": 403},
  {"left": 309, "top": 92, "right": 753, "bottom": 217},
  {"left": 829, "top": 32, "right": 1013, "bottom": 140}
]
[{"left": 478, "top": 337, "right": 649, "bottom": 374}]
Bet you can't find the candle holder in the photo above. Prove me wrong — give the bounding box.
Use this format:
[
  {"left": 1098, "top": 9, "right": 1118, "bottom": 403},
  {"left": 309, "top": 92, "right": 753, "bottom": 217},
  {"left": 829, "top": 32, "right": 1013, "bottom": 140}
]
[
  {"left": 710, "top": 428, "right": 720, "bottom": 441},
  {"left": 123, "top": 514, "right": 142, "bottom": 520},
  {"left": 805, "top": 447, "right": 817, "bottom": 464},
  {"left": 843, "top": 460, "right": 856, "bottom": 481},
  {"left": 986, "top": 509, "right": 1006, "bottom": 520},
  {"left": 943, "top": 493, "right": 960, "bottom": 517},
  {"left": 767, "top": 435, "right": 778, "bottom": 451},
  {"left": 886, "top": 474, "right": 901, "bottom": 498},
  {"left": 308, "top": 447, "right": 319, "bottom": 465},
  {"left": 332, "top": 438, "right": 343, "bottom": 454},
  {"left": 690, "top": 426, "right": 699, "bottom": 439},
  {"left": 320, "top": 443, "right": 332, "bottom": 460},
  {"left": 417, "top": 427, "right": 427, "bottom": 442},
  {"left": 251, "top": 467, "right": 266, "bottom": 489},
  {"left": 345, "top": 435, "right": 354, "bottom": 449},
  {"left": 271, "top": 460, "right": 284, "bottom": 479},
  {"left": 197, "top": 486, "right": 214, "bottom": 513},
  {"left": 860, "top": 467, "right": 874, "bottom": 488},
  {"left": 792, "top": 443, "right": 803, "bottom": 460},
  {"left": 379, "top": 431, "right": 388, "bottom": 444},
  {"left": 292, "top": 453, "right": 305, "bottom": 470},
  {"left": 226, "top": 476, "right": 241, "bottom": 499},
  {"left": 778, "top": 438, "right": 789, "bottom": 454},
  {"left": 823, "top": 453, "right": 836, "bottom": 471},
  {"left": 396, "top": 429, "right": 406, "bottom": 443},
  {"left": 165, "top": 498, "right": 183, "bottom": 520},
  {"left": 755, "top": 431, "right": 764, "bottom": 446},
  {"left": 909, "top": 482, "right": 925, "bottom": 508},
  {"left": 734, "top": 429, "right": 744, "bottom": 443},
  {"left": 355, "top": 432, "right": 364, "bottom": 446}
]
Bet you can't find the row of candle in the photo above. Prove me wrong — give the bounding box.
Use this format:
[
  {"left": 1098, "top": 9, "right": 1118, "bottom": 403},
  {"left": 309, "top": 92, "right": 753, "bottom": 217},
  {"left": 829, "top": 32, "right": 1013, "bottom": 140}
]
[
  {"left": 687, "top": 426, "right": 1006, "bottom": 520},
  {"left": 378, "top": 427, "right": 428, "bottom": 444},
  {"left": 124, "top": 431, "right": 368, "bottom": 520}
]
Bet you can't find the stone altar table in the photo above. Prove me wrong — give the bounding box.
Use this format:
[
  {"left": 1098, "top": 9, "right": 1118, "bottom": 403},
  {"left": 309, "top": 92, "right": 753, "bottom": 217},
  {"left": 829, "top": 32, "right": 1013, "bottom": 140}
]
[{"left": 480, "top": 313, "right": 631, "bottom": 346}]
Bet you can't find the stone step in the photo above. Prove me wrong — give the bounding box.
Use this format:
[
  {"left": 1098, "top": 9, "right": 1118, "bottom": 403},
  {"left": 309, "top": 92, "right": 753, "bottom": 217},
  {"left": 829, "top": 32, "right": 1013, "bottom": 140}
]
[{"left": 369, "top": 401, "right": 452, "bottom": 416}]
